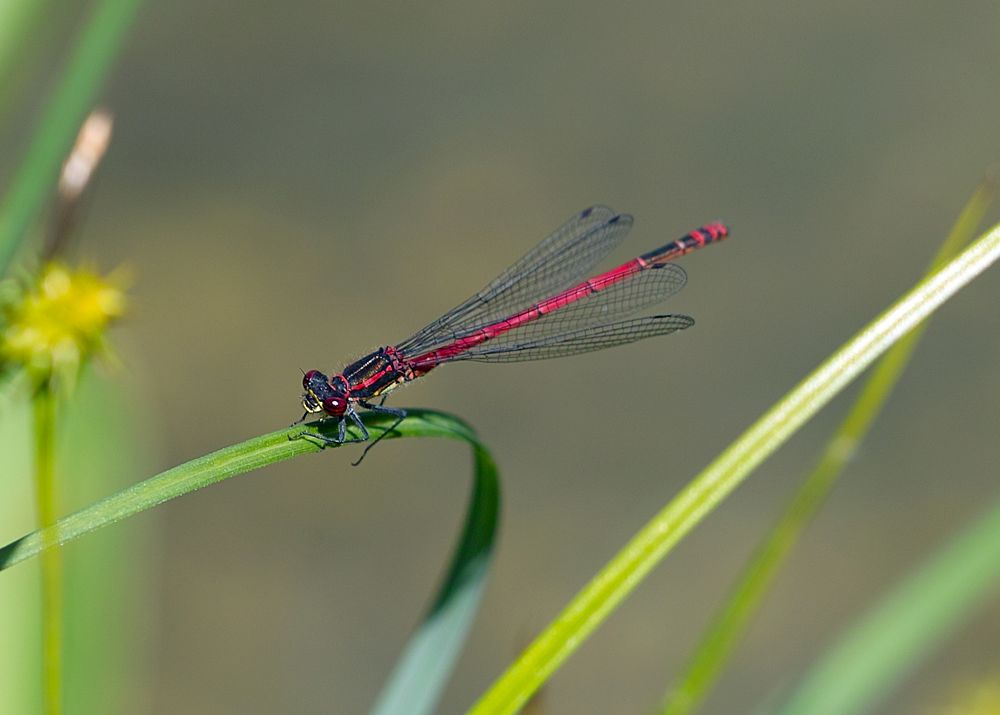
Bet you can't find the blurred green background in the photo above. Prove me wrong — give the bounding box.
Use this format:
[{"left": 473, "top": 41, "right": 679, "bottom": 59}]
[{"left": 3, "top": 1, "right": 1000, "bottom": 713}]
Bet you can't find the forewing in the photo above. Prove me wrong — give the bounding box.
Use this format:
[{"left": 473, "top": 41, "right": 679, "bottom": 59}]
[{"left": 397, "top": 206, "right": 633, "bottom": 356}]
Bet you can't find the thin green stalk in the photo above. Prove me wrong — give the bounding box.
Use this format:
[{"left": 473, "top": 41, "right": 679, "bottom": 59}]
[
  {"left": 659, "top": 178, "right": 997, "bottom": 715},
  {"left": 467, "top": 222, "right": 1000, "bottom": 715},
  {"left": 0, "top": 0, "right": 143, "bottom": 275},
  {"left": 34, "top": 381, "right": 62, "bottom": 715}
]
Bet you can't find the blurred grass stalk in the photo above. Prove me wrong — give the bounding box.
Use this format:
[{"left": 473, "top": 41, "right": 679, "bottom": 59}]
[
  {"left": 0, "top": 0, "right": 54, "bottom": 123},
  {"left": 0, "top": 0, "right": 142, "bottom": 275},
  {"left": 34, "top": 379, "right": 62, "bottom": 715},
  {"left": 468, "top": 218, "right": 1000, "bottom": 715},
  {"left": 1, "top": 2, "right": 143, "bottom": 711},
  {"left": 773, "top": 488, "right": 1000, "bottom": 715},
  {"left": 1, "top": 373, "right": 150, "bottom": 715},
  {"left": 659, "top": 178, "right": 997, "bottom": 715}
]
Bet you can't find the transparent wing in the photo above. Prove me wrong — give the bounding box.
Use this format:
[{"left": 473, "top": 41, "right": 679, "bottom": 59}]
[
  {"left": 432, "top": 314, "right": 695, "bottom": 363},
  {"left": 405, "top": 263, "right": 688, "bottom": 370},
  {"left": 397, "top": 206, "right": 633, "bottom": 356}
]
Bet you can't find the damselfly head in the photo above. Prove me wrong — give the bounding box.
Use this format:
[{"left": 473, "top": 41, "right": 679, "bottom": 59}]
[
  {"left": 301, "top": 369, "right": 349, "bottom": 417},
  {"left": 301, "top": 369, "right": 329, "bottom": 414},
  {"left": 302, "top": 369, "right": 327, "bottom": 391}
]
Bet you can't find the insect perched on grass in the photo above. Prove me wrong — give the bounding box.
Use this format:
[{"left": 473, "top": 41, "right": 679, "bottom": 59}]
[{"left": 298, "top": 206, "right": 728, "bottom": 462}]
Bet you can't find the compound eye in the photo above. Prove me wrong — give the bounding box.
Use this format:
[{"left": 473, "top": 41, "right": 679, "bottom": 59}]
[
  {"left": 322, "top": 396, "right": 348, "bottom": 417},
  {"left": 303, "top": 369, "right": 322, "bottom": 389}
]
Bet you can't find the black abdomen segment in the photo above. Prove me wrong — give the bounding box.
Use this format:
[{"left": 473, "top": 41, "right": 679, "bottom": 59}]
[{"left": 640, "top": 222, "right": 729, "bottom": 265}]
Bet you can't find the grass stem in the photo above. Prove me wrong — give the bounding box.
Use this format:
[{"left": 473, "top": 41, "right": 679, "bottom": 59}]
[{"left": 34, "top": 381, "right": 62, "bottom": 715}]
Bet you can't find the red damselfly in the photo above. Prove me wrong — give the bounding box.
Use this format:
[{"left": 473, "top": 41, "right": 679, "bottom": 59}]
[{"left": 298, "top": 206, "right": 728, "bottom": 462}]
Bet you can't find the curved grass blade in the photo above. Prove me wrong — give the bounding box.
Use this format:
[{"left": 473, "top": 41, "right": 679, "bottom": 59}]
[
  {"left": 0, "top": 409, "right": 485, "bottom": 571},
  {"left": 370, "top": 441, "right": 500, "bottom": 715},
  {"left": 0, "top": 0, "right": 143, "bottom": 275},
  {"left": 467, "top": 222, "right": 1000, "bottom": 715},
  {"left": 1, "top": 408, "right": 500, "bottom": 713},
  {"left": 660, "top": 178, "right": 997, "bottom": 715},
  {"left": 772, "top": 490, "right": 1000, "bottom": 715}
]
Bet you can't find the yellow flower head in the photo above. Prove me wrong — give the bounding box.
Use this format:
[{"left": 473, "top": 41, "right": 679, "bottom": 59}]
[{"left": 1, "top": 263, "right": 127, "bottom": 380}]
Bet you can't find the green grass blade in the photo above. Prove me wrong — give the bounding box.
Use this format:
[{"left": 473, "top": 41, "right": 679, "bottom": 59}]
[
  {"left": 0, "top": 0, "right": 143, "bottom": 275},
  {"left": 0, "top": 0, "right": 56, "bottom": 123},
  {"left": 659, "top": 179, "right": 997, "bottom": 715},
  {"left": 0, "top": 409, "right": 484, "bottom": 571},
  {"left": 371, "top": 442, "right": 500, "bottom": 715},
  {"left": 467, "top": 223, "right": 1000, "bottom": 715},
  {"left": 773, "top": 490, "right": 1000, "bottom": 715}
]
